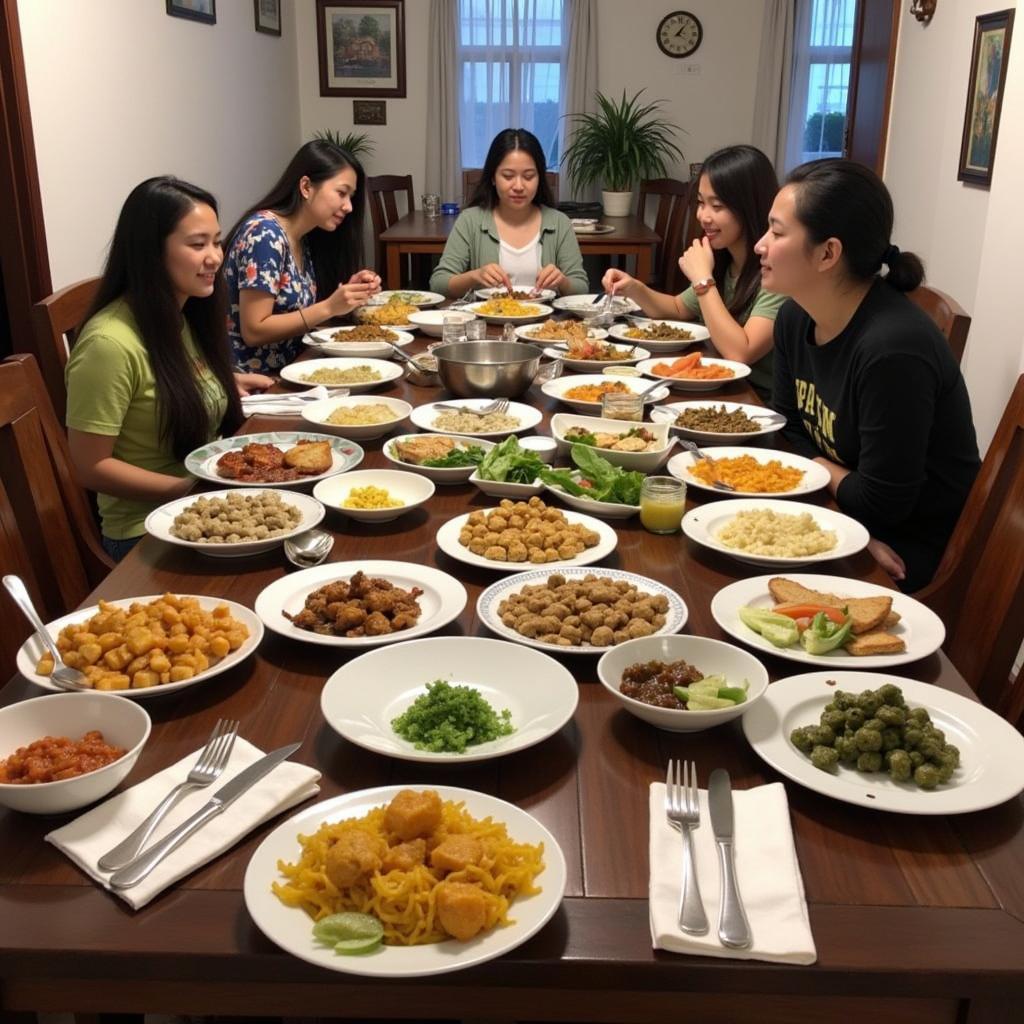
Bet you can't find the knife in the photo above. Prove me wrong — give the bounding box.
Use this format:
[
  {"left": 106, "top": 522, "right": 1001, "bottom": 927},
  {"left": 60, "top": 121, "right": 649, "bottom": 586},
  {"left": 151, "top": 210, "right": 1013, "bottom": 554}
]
[
  {"left": 708, "top": 768, "right": 752, "bottom": 949},
  {"left": 108, "top": 742, "right": 301, "bottom": 890}
]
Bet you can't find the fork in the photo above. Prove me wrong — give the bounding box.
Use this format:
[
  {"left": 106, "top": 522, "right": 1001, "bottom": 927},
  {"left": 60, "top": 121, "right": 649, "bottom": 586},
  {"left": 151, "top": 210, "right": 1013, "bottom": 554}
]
[
  {"left": 97, "top": 718, "right": 240, "bottom": 871},
  {"left": 4, "top": 575, "right": 91, "bottom": 692},
  {"left": 449, "top": 287, "right": 476, "bottom": 309},
  {"left": 681, "top": 439, "right": 736, "bottom": 491},
  {"left": 434, "top": 398, "right": 509, "bottom": 416},
  {"left": 665, "top": 759, "right": 709, "bottom": 935}
]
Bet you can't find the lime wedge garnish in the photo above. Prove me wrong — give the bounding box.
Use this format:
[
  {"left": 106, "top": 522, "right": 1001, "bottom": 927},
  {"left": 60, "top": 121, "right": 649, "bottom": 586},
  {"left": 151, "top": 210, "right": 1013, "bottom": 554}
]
[
  {"left": 333, "top": 935, "right": 384, "bottom": 955},
  {"left": 313, "top": 911, "right": 385, "bottom": 955}
]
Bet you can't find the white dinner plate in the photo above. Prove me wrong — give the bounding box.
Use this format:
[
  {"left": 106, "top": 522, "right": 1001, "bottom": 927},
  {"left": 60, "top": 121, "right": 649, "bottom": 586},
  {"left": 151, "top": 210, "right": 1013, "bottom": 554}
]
[
  {"left": 463, "top": 300, "right": 553, "bottom": 325},
  {"left": 299, "top": 396, "right": 412, "bottom": 441},
  {"left": 144, "top": 488, "right": 326, "bottom": 558},
  {"left": 372, "top": 289, "right": 445, "bottom": 307},
  {"left": 435, "top": 507, "right": 618, "bottom": 574},
  {"left": 712, "top": 573, "right": 946, "bottom": 669},
  {"left": 552, "top": 294, "right": 641, "bottom": 316},
  {"left": 636, "top": 356, "right": 751, "bottom": 392},
  {"left": 477, "top": 567, "right": 688, "bottom": 655},
  {"left": 742, "top": 672, "right": 1024, "bottom": 814},
  {"left": 475, "top": 287, "right": 556, "bottom": 303},
  {"left": 410, "top": 399, "right": 543, "bottom": 439},
  {"left": 650, "top": 400, "right": 786, "bottom": 445},
  {"left": 667, "top": 447, "right": 831, "bottom": 498},
  {"left": 572, "top": 223, "right": 615, "bottom": 234},
  {"left": 607, "top": 320, "right": 709, "bottom": 353},
  {"left": 541, "top": 344, "right": 650, "bottom": 373},
  {"left": 184, "top": 432, "right": 364, "bottom": 488},
  {"left": 513, "top": 322, "right": 608, "bottom": 344},
  {"left": 16, "top": 595, "right": 263, "bottom": 699},
  {"left": 305, "top": 327, "right": 414, "bottom": 359},
  {"left": 320, "top": 636, "right": 579, "bottom": 761},
  {"left": 383, "top": 433, "right": 496, "bottom": 483},
  {"left": 243, "top": 785, "right": 567, "bottom": 977},
  {"left": 254, "top": 560, "right": 467, "bottom": 648},
  {"left": 279, "top": 357, "right": 403, "bottom": 393},
  {"left": 682, "top": 498, "right": 871, "bottom": 568},
  {"left": 540, "top": 374, "right": 669, "bottom": 413}
]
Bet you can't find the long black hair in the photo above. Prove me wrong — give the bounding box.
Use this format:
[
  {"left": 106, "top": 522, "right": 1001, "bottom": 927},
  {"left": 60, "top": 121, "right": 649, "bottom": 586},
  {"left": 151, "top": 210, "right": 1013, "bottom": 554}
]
[
  {"left": 470, "top": 128, "right": 555, "bottom": 209},
  {"left": 785, "top": 158, "right": 924, "bottom": 292},
  {"left": 227, "top": 139, "right": 366, "bottom": 296},
  {"left": 696, "top": 145, "right": 779, "bottom": 318},
  {"left": 86, "top": 176, "right": 242, "bottom": 461}
]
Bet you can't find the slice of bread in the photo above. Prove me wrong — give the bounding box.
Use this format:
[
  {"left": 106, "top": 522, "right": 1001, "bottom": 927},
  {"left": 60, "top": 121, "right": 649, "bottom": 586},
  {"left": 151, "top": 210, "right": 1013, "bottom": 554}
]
[
  {"left": 767, "top": 577, "right": 893, "bottom": 634},
  {"left": 284, "top": 439, "right": 332, "bottom": 474},
  {"left": 844, "top": 630, "right": 907, "bottom": 656}
]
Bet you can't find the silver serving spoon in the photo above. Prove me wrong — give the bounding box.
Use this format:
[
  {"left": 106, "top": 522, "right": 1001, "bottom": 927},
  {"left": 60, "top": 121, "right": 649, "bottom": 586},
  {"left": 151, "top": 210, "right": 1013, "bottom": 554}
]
[
  {"left": 680, "top": 439, "right": 736, "bottom": 491},
  {"left": 283, "top": 529, "right": 334, "bottom": 569}
]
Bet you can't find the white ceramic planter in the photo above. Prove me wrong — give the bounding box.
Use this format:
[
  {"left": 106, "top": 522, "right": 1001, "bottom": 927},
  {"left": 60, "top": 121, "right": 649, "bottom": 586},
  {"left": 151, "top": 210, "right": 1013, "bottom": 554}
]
[{"left": 601, "top": 189, "right": 633, "bottom": 218}]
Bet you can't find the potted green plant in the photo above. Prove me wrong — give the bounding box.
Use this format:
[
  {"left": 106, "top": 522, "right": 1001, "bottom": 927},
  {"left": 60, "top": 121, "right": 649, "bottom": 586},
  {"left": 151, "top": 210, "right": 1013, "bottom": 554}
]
[
  {"left": 561, "top": 90, "right": 684, "bottom": 217},
  {"left": 313, "top": 129, "right": 376, "bottom": 163}
]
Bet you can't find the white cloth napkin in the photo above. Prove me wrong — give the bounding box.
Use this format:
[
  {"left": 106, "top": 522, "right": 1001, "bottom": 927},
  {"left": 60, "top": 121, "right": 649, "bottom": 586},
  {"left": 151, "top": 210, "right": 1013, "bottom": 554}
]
[
  {"left": 241, "top": 385, "right": 348, "bottom": 417},
  {"left": 46, "top": 737, "right": 321, "bottom": 910},
  {"left": 649, "top": 781, "right": 816, "bottom": 964}
]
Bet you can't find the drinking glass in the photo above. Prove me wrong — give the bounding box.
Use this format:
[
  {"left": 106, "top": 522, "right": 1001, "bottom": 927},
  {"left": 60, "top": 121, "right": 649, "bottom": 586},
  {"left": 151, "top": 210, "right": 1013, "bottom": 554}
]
[
  {"left": 421, "top": 193, "right": 441, "bottom": 219},
  {"left": 465, "top": 318, "right": 487, "bottom": 341},
  {"left": 442, "top": 315, "right": 468, "bottom": 344},
  {"left": 601, "top": 391, "right": 643, "bottom": 421}
]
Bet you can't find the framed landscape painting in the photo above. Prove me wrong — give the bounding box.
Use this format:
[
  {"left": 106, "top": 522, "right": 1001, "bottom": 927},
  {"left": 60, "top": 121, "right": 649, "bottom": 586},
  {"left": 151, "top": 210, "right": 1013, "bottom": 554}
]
[
  {"left": 316, "top": 0, "right": 406, "bottom": 98},
  {"left": 958, "top": 9, "right": 1015, "bottom": 187},
  {"left": 166, "top": 0, "right": 215, "bottom": 24}
]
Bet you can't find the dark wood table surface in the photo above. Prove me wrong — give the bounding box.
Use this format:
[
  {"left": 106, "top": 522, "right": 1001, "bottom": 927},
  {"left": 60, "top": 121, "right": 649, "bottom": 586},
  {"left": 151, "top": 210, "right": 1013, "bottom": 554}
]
[
  {"left": 2, "top": 330, "right": 1022, "bottom": 1024},
  {"left": 379, "top": 211, "right": 661, "bottom": 291}
]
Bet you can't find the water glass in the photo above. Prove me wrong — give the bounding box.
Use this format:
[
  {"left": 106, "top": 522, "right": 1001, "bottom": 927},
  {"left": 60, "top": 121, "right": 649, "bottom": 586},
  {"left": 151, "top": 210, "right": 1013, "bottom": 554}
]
[
  {"left": 442, "top": 315, "right": 468, "bottom": 344},
  {"left": 601, "top": 391, "right": 643, "bottom": 421},
  {"left": 421, "top": 193, "right": 441, "bottom": 219},
  {"left": 464, "top": 318, "right": 487, "bottom": 341}
]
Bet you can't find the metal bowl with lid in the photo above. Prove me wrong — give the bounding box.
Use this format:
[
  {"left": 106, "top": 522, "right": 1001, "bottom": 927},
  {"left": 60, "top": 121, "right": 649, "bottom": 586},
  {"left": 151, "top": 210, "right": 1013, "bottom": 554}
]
[{"left": 432, "top": 341, "right": 559, "bottom": 398}]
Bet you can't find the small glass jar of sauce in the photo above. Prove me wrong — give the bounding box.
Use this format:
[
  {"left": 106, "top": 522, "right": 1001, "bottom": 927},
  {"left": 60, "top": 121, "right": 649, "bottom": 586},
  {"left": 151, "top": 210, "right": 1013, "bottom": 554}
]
[
  {"left": 640, "top": 476, "right": 686, "bottom": 534},
  {"left": 601, "top": 391, "right": 643, "bottom": 421}
]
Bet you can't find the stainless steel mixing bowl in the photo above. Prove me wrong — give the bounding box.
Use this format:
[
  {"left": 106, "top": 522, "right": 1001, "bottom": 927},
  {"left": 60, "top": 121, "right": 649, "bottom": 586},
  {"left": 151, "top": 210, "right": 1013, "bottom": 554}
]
[{"left": 433, "top": 341, "right": 554, "bottom": 398}]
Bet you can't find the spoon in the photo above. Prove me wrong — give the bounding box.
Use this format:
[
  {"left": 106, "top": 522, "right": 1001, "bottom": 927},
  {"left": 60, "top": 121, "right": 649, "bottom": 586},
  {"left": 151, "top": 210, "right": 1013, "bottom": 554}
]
[
  {"left": 383, "top": 341, "right": 435, "bottom": 373},
  {"left": 283, "top": 529, "right": 334, "bottom": 569},
  {"left": 680, "top": 439, "right": 736, "bottom": 492}
]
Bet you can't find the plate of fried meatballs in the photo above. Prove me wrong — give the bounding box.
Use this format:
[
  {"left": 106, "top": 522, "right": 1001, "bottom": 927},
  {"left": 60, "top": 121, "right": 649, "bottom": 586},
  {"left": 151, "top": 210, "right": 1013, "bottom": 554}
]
[
  {"left": 185, "top": 432, "right": 364, "bottom": 488},
  {"left": 254, "top": 561, "right": 468, "bottom": 648}
]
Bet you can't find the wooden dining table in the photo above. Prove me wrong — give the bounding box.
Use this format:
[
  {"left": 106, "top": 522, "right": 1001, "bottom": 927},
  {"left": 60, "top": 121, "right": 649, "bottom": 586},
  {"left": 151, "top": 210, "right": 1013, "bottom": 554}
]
[
  {"left": 378, "top": 211, "right": 661, "bottom": 291},
  {"left": 1, "top": 327, "right": 1022, "bottom": 1024}
]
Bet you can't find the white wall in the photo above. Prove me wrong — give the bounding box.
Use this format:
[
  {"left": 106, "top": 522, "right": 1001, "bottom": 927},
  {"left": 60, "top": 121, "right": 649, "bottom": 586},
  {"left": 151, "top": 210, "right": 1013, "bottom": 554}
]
[
  {"left": 19, "top": 0, "right": 301, "bottom": 289},
  {"left": 884, "top": 1, "right": 1022, "bottom": 453}
]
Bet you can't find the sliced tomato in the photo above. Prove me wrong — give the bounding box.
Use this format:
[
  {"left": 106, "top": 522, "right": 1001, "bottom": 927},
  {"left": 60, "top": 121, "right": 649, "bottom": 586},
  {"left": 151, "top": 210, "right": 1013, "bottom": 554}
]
[{"left": 772, "top": 603, "right": 847, "bottom": 625}]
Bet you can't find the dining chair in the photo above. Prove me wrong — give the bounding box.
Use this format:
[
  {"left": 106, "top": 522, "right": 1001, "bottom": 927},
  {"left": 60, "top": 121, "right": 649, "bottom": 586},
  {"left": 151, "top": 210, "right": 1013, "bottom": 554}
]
[
  {"left": 462, "top": 167, "right": 560, "bottom": 207},
  {"left": 0, "top": 354, "right": 113, "bottom": 675},
  {"left": 908, "top": 284, "right": 972, "bottom": 365},
  {"left": 366, "top": 174, "right": 416, "bottom": 283},
  {"left": 915, "top": 372, "right": 1024, "bottom": 728},
  {"left": 30, "top": 275, "right": 101, "bottom": 423},
  {"left": 636, "top": 177, "right": 692, "bottom": 293}
]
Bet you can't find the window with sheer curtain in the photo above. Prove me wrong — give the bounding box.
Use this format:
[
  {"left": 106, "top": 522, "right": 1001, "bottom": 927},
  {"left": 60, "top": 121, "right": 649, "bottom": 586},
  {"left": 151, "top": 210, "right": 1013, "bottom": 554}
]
[
  {"left": 785, "top": 0, "right": 858, "bottom": 170},
  {"left": 457, "top": 0, "right": 565, "bottom": 170}
]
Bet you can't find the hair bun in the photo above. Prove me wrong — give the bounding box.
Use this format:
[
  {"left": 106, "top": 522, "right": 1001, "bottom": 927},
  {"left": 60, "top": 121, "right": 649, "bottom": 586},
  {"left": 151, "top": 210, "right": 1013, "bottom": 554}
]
[{"left": 883, "top": 244, "right": 900, "bottom": 265}]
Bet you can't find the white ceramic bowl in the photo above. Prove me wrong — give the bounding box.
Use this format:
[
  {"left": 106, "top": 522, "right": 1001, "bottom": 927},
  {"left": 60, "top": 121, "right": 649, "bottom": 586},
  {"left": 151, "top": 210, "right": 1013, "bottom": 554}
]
[
  {"left": 464, "top": 300, "right": 553, "bottom": 325},
  {"left": 383, "top": 433, "right": 495, "bottom": 483},
  {"left": 635, "top": 356, "right": 752, "bottom": 392},
  {"left": 550, "top": 413, "right": 675, "bottom": 472},
  {"left": 0, "top": 692, "right": 151, "bottom": 814},
  {"left": 519, "top": 435, "right": 557, "bottom": 463},
  {"left": 410, "top": 398, "right": 542, "bottom": 439},
  {"left": 279, "top": 357, "right": 403, "bottom": 393},
  {"left": 650, "top": 400, "right": 787, "bottom": 446},
  {"left": 468, "top": 468, "right": 544, "bottom": 499},
  {"left": 475, "top": 287, "right": 557, "bottom": 303},
  {"left": 552, "top": 294, "right": 641, "bottom": 317},
  {"left": 305, "top": 327, "right": 414, "bottom": 358},
  {"left": 541, "top": 374, "right": 669, "bottom": 413},
  {"left": 407, "top": 309, "right": 478, "bottom": 338},
  {"left": 597, "top": 635, "right": 770, "bottom": 733},
  {"left": 541, "top": 475, "right": 640, "bottom": 519},
  {"left": 300, "top": 395, "right": 412, "bottom": 440},
  {"left": 313, "top": 468, "right": 435, "bottom": 523},
  {"left": 607, "top": 320, "right": 709, "bottom": 353}
]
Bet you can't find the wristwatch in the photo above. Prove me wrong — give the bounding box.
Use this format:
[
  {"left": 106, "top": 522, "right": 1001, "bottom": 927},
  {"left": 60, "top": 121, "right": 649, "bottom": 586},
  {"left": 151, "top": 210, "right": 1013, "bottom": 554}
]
[{"left": 693, "top": 276, "right": 717, "bottom": 297}]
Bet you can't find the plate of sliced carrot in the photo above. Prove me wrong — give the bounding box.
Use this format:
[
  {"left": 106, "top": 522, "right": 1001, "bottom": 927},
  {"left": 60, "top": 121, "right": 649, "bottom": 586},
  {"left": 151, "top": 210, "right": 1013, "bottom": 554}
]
[{"left": 635, "top": 354, "right": 751, "bottom": 391}]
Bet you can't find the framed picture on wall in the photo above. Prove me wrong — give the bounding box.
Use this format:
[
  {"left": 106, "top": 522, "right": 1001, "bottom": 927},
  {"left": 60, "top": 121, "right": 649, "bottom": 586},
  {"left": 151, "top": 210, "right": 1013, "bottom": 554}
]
[
  {"left": 166, "top": 0, "right": 216, "bottom": 25},
  {"left": 957, "top": 9, "right": 1015, "bottom": 187},
  {"left": 254, "top": 0, "right": 281, "bottom": 36},
  {"left": 316, "top": 0, "right": 406, "bottom": 98}
]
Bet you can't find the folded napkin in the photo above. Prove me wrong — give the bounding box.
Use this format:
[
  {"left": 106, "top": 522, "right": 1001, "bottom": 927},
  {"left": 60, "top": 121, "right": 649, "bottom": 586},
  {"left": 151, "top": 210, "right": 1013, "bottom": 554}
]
[
  {"left": 649, "top": 781, "right": 816, "bottom": 964},
  {"left": 241, "top": 385, "right": 348, "bottom": 417},
  {"left": 47, "top": 737, "right": 321, "bottom": 910}
]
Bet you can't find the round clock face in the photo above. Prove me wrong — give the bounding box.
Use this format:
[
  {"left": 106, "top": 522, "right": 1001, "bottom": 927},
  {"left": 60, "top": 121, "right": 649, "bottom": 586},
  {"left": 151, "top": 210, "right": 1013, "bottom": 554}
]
[{"left": 657, "top": 10, "right": 703, "bottom": 58}]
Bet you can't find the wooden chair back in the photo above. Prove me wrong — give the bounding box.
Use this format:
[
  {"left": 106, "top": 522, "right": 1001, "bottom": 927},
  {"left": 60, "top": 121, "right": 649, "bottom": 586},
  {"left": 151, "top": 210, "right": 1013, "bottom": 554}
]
[
  {"left": 0, "top": 354, "right": 112, "bottom": 675},
  {"left": 462, "top": 168, "right": 559, "bottom": 207},
  {"left": 908, "top": 285, "right": 971, "bottom": 364},
  {"left": 366, "top": 174, "right": 416, "bottom": 276},
  {"left": 30, "top": 276, "right": 100, "bottom": 424},
  {"left": 915, "top": 373, "right": 1024, "bottom": 727},
  {"left": 636, "top": 178, "right": 692, "bottom": 294}
]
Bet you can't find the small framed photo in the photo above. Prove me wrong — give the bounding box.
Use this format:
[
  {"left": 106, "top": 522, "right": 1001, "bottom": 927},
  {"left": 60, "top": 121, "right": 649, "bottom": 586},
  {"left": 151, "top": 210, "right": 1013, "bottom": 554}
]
[
  {"left": 316, "top": 0, "right": 406, "bottom": 98},
  {"left": 166, "top": 0, "right": 216, "bottom": 25},
  {"left": 958, "top": 9, "right": 1015, "bottom": 187},
  {"left": 353, "top": 100, "right": 387, "bottom": 125},
  {"left": 254, "top": 0, "right": 282, "bottom": 36}
]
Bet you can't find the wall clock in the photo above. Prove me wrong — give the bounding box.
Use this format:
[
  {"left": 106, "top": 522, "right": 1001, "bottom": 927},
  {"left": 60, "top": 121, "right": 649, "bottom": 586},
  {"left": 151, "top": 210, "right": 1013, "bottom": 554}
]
[{"left": 656, "top": 10, "right": 703, "bottom": 58}]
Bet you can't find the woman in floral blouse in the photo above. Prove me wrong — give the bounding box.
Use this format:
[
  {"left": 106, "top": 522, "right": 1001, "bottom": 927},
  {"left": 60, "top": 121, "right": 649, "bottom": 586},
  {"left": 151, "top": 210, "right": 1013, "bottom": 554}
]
[{"left": 224, "top": 140, "right": 381, "bottom": 373}]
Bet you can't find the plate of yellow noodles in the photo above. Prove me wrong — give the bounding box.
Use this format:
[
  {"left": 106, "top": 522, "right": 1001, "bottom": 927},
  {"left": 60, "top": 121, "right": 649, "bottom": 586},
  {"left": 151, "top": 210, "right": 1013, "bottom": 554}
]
[{"left": 244, "top": 785, "right": 566, "bottom": 976}]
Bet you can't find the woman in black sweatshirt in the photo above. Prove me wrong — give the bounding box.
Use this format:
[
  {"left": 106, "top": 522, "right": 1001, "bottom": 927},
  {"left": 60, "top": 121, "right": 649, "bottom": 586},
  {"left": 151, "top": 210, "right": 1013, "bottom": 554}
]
[{"left": 754, "top": 159, "right": 980, "bottom": 592}]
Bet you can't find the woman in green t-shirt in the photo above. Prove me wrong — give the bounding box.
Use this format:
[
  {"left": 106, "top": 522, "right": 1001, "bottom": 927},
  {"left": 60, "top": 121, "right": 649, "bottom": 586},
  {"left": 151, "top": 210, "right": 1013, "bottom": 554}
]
[
  {"left": 602, "top": 145, "right": 783, "bottom": 401},
  {"left": 66, "top": 177, "right": 266, "bottom": 560}
]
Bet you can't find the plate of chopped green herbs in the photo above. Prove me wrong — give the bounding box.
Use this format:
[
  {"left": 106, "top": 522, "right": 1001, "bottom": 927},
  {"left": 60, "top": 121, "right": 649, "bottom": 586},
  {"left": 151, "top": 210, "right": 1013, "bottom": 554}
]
[{"left": 320, "top": 637, "right": 579, "bottom": 762}]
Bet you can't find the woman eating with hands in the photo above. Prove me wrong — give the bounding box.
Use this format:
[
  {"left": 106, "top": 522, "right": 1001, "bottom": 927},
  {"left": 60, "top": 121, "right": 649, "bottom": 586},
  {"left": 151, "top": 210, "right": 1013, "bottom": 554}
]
[
  {"left": 225, "top": 139, "right": 381, "bottom": 374},
  {"left": 430, "top": 128, "right": 588, "bottom": 298},
  {"left": 758, "top": 159, "right": 980, "bottom": 591},
  {"left": 602, "top": 145, "right": 783, "bottom": 401}
]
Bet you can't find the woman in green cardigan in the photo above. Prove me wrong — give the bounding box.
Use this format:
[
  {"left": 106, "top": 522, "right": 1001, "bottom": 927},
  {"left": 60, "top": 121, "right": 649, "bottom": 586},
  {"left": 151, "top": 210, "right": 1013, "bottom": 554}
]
[{"left": 430, "top": 128, "right": 589, "bottom": 297}]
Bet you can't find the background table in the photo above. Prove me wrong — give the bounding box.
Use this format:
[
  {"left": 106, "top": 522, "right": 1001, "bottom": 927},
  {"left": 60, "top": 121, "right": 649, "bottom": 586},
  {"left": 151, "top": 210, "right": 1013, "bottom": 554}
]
[{"left": 2, "top": 338, "right": 1022, "bottom": 1023}]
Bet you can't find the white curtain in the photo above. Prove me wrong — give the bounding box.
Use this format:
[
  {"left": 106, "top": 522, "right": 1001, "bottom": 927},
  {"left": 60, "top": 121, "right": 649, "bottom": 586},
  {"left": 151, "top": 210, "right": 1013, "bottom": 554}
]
[
  {"left": 751, "top": 0, "right": 796, "bottom": 175},
  {"left": 425, "top": 0, "right": 462, "bottom": 205},
  {"left": 560, "top": 0, "right": 599, "bottom": 201}
]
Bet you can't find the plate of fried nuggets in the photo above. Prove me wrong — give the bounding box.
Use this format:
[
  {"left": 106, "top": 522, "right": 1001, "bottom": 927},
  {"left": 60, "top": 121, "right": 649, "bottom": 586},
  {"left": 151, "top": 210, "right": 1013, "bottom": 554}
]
[{"left": 711, "top": 573, "right": 946, "bottom": 669}]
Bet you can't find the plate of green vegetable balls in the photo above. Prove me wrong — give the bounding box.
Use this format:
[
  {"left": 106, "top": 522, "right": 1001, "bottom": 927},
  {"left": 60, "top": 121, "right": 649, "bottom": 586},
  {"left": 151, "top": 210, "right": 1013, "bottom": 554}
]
[{"left": 742, "top": 672, "right": 1024, "bottom": 814}]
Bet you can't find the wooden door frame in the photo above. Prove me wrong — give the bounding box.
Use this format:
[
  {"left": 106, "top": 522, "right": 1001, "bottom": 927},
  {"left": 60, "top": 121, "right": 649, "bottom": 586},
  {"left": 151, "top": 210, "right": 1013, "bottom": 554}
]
[{"left": 0, "top": 0, "right": 52, "bottom": 350}]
